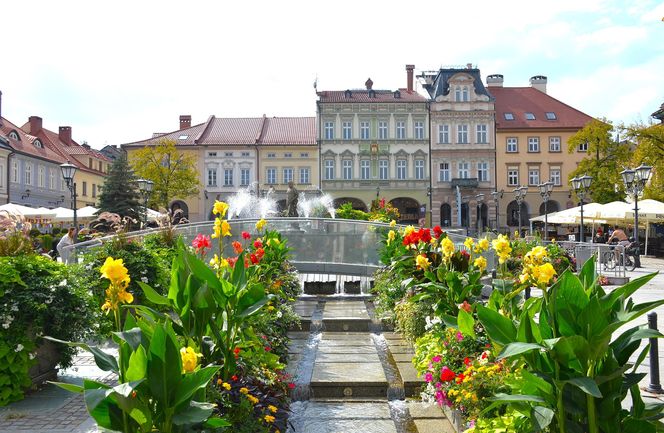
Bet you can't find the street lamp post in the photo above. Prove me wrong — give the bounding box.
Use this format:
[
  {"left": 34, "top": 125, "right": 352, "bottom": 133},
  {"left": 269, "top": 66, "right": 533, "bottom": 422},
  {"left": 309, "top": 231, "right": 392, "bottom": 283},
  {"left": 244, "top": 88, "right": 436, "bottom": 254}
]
[
  {"left": 426, "top": 186, "right": 433, "bottom": 227},
  {"left": 60, "top": 162, "right": 78, "bottom": 243},
  {"left": 538, "top": 181, "right": 554, "bottom": 241},
  {"left": 513, "top": 186, "right": 528, "bottom": 237},
  {"left": 621, "top": 164, "right": 652, "bottom": 268},
  {"left": 475, "top": 193, "right": 484, "bottom": 235},
  {"left": 137, "top": 178, "right": 154, "bottom": 227},
  {"left": 491, "top": 189, "right": 504, "bottom": 231},
  {"left": 571, "top": 175, "right": 593, "bottom": 243}
]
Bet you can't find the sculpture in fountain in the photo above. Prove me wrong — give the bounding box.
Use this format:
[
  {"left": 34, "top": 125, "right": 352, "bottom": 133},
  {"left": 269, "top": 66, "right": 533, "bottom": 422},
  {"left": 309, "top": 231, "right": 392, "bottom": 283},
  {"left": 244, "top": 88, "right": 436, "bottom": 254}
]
[{"left": 287, "top": 181, "right": 299, "bottom": 217}]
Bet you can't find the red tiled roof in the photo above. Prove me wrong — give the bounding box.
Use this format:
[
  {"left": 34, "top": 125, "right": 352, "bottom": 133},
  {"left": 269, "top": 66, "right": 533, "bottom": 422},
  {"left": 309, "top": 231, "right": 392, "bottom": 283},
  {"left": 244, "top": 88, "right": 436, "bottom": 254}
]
[
  {"left": 198, "top": 117, "right": 265, "bottom": 145},
  {"left": 318, "top": 89, "right": 427, "bottom": 103},
  {"left": 0, "top": 117, "right": 67, "bottom": 163},
  {"left": 123, "top": 123, "right": 208, "bottom": 147},
  {"left": 260, "top": 117, "right": 316, "bottom": 145},
  {"left": 490, "top": 87, "right": 594, "bottom": 130},
  {"left": 30, "top": 127, "right": 110, "bottom": 175}
]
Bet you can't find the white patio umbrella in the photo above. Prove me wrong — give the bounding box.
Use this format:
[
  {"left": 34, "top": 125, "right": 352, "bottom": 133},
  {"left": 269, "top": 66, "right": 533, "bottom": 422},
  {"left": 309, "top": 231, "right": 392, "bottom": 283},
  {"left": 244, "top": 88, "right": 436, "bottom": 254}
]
[
  {"left": 0, "top": 203, "right": 34, "bottom": 216},
  {"left": 52, "top": 207, "right": 75, "bottom": 222},
  {"left": 77, "top": 206, "right": 99, "bottom": 219},
  {"left": 625, "top": 199, "right": 664, "bottom": 255}
]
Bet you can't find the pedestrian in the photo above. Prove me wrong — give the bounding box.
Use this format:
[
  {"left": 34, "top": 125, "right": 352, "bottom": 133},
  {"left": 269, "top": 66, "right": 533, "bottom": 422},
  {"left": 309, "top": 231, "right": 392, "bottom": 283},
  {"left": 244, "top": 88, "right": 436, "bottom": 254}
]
[{"left": 56, "top": 227, "right": 76, "bottom": 264}]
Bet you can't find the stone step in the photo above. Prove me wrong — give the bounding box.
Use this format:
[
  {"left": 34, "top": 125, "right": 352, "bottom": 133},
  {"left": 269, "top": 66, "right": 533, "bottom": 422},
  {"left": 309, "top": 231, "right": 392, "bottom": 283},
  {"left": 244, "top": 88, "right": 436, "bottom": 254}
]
[{"left": 287, "top": 401, "right": 398, "bottom": 433}]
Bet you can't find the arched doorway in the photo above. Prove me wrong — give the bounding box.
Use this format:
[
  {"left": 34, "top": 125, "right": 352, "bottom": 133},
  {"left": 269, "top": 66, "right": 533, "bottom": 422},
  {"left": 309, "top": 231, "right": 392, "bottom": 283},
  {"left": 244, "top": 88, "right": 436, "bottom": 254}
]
[
  {"left": 506, "top": 200, "right": 529, "bottom": 227},
  {"left": 333, "top": 197, "right": 368, "bottom": 212},
  {"left": 461, "top": 203, "right": 469, "bottom": 228},
  {"left": 390, "top": 197, "right": 420, "bottom": 224},
  {"left": 539, "top": 200, "right": 560, "bottom": 215},
  {"left": 170, "top": 200, "right": 189, "bottom": 224},
  {"left": 440, "top": 203, "right": 452, "bottom": 227}
]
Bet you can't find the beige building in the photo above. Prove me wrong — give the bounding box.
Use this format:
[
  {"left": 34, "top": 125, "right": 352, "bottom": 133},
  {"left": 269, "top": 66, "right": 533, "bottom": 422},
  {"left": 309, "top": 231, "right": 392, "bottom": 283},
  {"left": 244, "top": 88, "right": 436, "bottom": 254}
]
[
  {"left": 420, "top": 66, "right": 496, "bottom": 232},
  {"left": 488, "top": 75, "right": 594, "bottom": 235},
  {"left": 317, "top": 65, "right": 430, "bottom": 224}
]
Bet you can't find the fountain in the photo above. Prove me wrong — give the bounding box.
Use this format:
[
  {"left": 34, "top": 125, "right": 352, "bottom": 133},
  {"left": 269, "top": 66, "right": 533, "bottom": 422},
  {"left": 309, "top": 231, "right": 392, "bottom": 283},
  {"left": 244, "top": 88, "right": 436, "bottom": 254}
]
[
  {"left": 225, "top": 184, "right": 336, "bottom": 219},
  {"left": 297, "top": 187, "right": 336, "bottom": 218}
]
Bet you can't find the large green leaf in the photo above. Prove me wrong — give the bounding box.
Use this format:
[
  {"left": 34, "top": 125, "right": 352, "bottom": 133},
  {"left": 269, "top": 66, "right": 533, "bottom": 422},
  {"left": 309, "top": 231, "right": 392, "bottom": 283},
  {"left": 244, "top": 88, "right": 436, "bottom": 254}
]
[
  {"left": 498, "top": 342, "right": 544, "bottom": 360},
  {"left": 172, "top": 400, "right": 216, "bottom": 426},
  {"left": 43, "top": 337, "right": 118, "bottom": 374},
  {"left": 237, "top": 297, "right": 269, "bottom": 318},
  {"left": 457, "top": 309, "right": 476, "bottom": 339},
  {"left": 173, "top": 366, "right": 220, "bottom": 408},
  {"left": 113, "top": 328, "right": 143, "bottom": 352},
  {"left": 50, "top": 381, "right": 84, "bottom": 393},
  {"left": 578, "top": 255, "right": 596, "bottom": 290},
  {"left": 138, "top": 281, "right": 170, "bottom": 305},
  {"left": 476, "top": 305, "right": 517, "bottom": 346},
  {"left": 567, "top": 377, "right": 602, "bottom": 398},
  {"left": 532, "top": 406, "right": 555, "bottom": 430},
  {"left": 489, "top": 393, "right": 546, "bottom": 403},
  {"left": 602, "top": 272, "right": 657, "bottom": 310},
  {"left": 184, "top": 249, "right": 224, "bottom": 291},
  {"left": 205, "top": 417, "right": 231, "bottom": 427},
  {"left": 126, "top": 345, "right": 148, "bottom": 382},
  {"left": 147, "top": 323, "right": 181, "bottom": 409}
]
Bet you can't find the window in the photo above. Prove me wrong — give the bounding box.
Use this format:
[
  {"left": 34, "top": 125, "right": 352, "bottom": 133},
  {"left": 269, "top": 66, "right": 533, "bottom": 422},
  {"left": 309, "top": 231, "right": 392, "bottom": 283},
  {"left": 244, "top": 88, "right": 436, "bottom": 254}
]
[
  {"left": 299, "top": 168, "right": 310, "bottom": 184},
  {"left": 324, "top": 121, "right": 334, "bottom": 140},
  {"left": 284, "top": 153, "right": 292, "bottom": 158},
  {"left": 178, "top": 135, "right": 188, "bottom": 140},
  {"left": 89, "top": 158, "right": 92, "bottom": 168},
  {"left": 528, "top": 168, "right": 540, "bottom": 186},
  {"left": 439, "top": 162, "right": 450, "bottom": 182},
  {"left": 208, "top": 152, "right": 217, "bottom": 157},
  {"left": 415, "top": 160, "right": 424, "bottom": 180},
  {"left": 342, "top": 160, "right": 352, "bottom": 180},
  {"left": 325, "top": 160, "right": 335, "bottom": 180},
  {"left": 342, "top": 121, "right": 352, "bottom": 140},
  {"left": 525, "top": 112, "right": 536, "bottom": 120},
  {"left": 82, "top": 181, "right": 88, "bottom": 196},
  {"left": 477, "top": 162, "right": 489, "bottom": 182},
  {"left": 545, "top": 112, "right": 557, "bottom": 120},
  {"left": 507, "top": 137, "right": 518, "bottom": 153},
  {"left": 49, "top": 169, "right": 55, "bottom": 190},
  {"left": 378, "top": 121, "right": 388, "bottom": 139},
  {"left": 360, "top": 121, "right": 370, "bottom": 140},
  {"left": 224, "top": 152, "right": 233, "bottom": 157},
  {"left": 528, "top": 137, "right": 540, "bottom": 152},
  {"left": 361, "top": 160, "right": 370, "bottom": 180},
  {"left": 549, "top": 136, "right": 561, "bottom": 152},
  {"left": 457, "top": 125, "right": 469, "bottom": 144},
  {"left": 207, "top": 168, "right": 217, "bottom": 187},
  {"left": 283, "top": 168, "right": 293, "bottom": 184},
  {"left": 267, "top": 153, "right": 276, "bottom": 158},
  {"left": 438, "top": 125, "right": 450, "bottom": 144},
  {"left": 12, "top": 160, "right": 18, "bottom": 183},
  {"left": 38, "top": 166, "right": 45, "bottom": 188},
  {"left": 508, "top": 168, "right": 519, "bottom": 186},
  {"left": 25, "top": 163, "right": 32, "bottom": 185},
  {"left": 396, "top": 121, "right": 406, "bottom": 139},
  {"left": 455, "top": 86, "right": 469, "bottom": 102},
  {"left": 415, "top": 121, "right": 424, "bottom": 139},
  {"left": 224, "top": 169, "right": 233, "bottom": 186},
  {"left": 396, "top": 159, "right": 407, "bottom": 180},
  {"left": 504, "top": 113, "right": 515, "bottom": 120},
  {"left": 266, "top": 168, "right": 276, "bottom": 184},
  {"left": 8, "top": 131, "right": 19, "bottom": 140},
  {"left": 92, "top": 184, "right": 97, "bottom": 198},
  {"left": 300, "top": 152, "right": 309, "bottom": 158},
  {"left": 241, "top": 152, "right": 250, "bottom": 157},
  {"left": 458, "top": 162, "right": 470, "bottom": 179},
  {"left": 476, "top": 124, "right": 488, "bottom": 143},
  {"left": 240, "top": 169, "right": 250, "bottom": 186},
  {"left": 550, "top": 168, "right": 561, "bottom": 186},
  {"left": 578, "top": 141, "right": 589, "bottom": 152},
  {"left": 34, "top": 139, "right": 43, "bottom": 148},
  {"left": 379, "top": 159, "right": 388, "bottom": 180}
]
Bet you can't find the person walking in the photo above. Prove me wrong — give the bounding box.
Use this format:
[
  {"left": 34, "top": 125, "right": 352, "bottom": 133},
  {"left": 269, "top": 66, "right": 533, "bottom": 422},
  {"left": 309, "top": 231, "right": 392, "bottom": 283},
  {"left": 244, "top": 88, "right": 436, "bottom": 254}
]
[{"left": 56, "top": 227, "right": 76, "bottom": 264}]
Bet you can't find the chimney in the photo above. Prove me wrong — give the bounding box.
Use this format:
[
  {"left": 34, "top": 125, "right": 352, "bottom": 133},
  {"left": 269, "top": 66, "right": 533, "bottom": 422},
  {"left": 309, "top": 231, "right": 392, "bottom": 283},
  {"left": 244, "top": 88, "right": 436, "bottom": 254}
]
[
  {"left": 486, "top": 74, "right": 504, "bottom": 88},
  {"left": 28, "top": 116, "right": 42, "bottom": 134},
  {"left": 179, "top": 115, "right": 192, "bottom": 130},
  {"left": 530, "top": 75, "right": 547, "bottom": 93},
  {"left": 466, "top": 63, "right": 473, "bottom": 69},
  {"left": 59, "top": 126, "right": 72, "bottom": 145},
  {"left": 365, "top": 78, "right": 373, "bottom": 90},
  {"left": 406, "top": 64, "right": 415, "bottom": 93}
]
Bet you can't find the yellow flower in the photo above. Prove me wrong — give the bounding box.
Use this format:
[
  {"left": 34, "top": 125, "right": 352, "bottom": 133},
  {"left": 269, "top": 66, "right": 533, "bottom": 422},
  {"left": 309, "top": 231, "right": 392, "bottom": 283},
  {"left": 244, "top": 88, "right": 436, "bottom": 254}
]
[
  {"left": 180, "top": 347, "right": 202, "bottom": 373},
  {"left": 473, "top": 256, "right": 487, "bottom": 272},
  {"left": 256, "top": 218, "right": 267, "bottom": 231},
  {"left": 247, "top": 394, "right": 259, "bottom": 405},
  {"left": 268, "top": 405, "right": 278, "bottom": 413},
  {"left": 389, "top": 220, "right": 396, "bottom": 227},
  {"left": 404, "top": 225, "right": 415, "bottom": 237},
  {"left": 222, "top": 382, "right": 231, "bottom": 391},
  {"left": 474, "top": 238, "right": 490, "bottom": 253},
  {"left": 264, "top": 414, "right": 275, "bottom": 423},
  {"left": 267, "top": 238, "right": 280, "bottom": 246},
  {"left": 387, "top": 230, "right": 396, "bottom": 245},
  {"left": 464, "top": 237, "right": 475, "bottom": 250},
  {"left": 492, "top": 234, "right": 512, "bottom": 264},
  {"left": 212, "top": 201, "right": 229, "bottom": 217},
  {"left": 212, "top": 218, "right": 222, "bottom": 239},
  {"left": 416, "top": 254, "right": 431, "bottom": 270},
  {"left": 221, "top": 220, "right": 231, "bottom": 237},
  {"left": 100, "top": 257, "right": 130, "bottom": 287},
  {"left": 239, "top": 387, "right": 249, "bottom": 394},
  {"left": 441, "top": 237, "right": 455, "bottom": 258},
  {"left": 537, "top": 263, "right": 556, "bottom": 285},
  {"left": 524, "top": 246, "right": 548, "bottom": 266}
]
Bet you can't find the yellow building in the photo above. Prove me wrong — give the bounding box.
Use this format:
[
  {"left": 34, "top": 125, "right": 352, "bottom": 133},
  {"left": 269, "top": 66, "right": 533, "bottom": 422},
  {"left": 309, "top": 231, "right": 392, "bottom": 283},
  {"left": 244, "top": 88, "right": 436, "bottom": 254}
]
[{"left": 488, "top": 75, "right": 593, "bottom": 236}]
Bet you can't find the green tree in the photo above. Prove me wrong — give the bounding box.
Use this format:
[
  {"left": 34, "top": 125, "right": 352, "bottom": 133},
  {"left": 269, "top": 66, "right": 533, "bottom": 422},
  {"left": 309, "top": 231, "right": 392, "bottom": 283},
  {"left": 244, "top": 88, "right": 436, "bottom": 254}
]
[
  {"left": 624, "top": 122, "right": 664, "bottom": 201},
  {"left": 568, "top": 118, "right": 631, "bottom": 203},
  {"left": 131, "top": 139, "right": 200, "bottom": 208},
  {"left": 97, "top": 154, "right": 142, "bottom": 221}
]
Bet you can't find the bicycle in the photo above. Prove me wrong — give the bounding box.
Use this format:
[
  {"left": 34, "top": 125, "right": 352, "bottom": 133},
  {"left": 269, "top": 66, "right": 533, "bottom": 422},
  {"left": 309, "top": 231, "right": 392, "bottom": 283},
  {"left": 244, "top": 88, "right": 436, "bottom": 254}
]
[{"left": 601, "top": 241, "right": 637, "bottom": 272}]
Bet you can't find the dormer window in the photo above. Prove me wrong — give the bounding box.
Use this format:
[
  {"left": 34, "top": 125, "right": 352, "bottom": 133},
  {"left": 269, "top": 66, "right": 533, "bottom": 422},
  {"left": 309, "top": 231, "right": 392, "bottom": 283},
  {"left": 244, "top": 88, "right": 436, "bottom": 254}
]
[
  {"left": 8, "top": 131, "right": 19, "bottom": 141},
  {"left": 545, "top": 112, "right": 557, "bottom": 120},
  {"left": 344, "top": 90, "right": 352, "bottom": 98},
  {"left": 368, "top": 89, "right": 376, "bottom": 98},
  {"left": 33, "top": 139, "right": 43, "bottom": 148},
  {"left": 178, "top": 134, "right": 188, "bottom": 140},
  {"left": 525, "top": 112, "right": 536, "bottom": 120},
  {"left": 454, "top": 86, "right": 469, "bottom": 102},
  {"left": 393, "top": 90, "right": 401, "bottom": 99},
  {"left": 504, "top": 113, "right": 515, "bottom": 120}
]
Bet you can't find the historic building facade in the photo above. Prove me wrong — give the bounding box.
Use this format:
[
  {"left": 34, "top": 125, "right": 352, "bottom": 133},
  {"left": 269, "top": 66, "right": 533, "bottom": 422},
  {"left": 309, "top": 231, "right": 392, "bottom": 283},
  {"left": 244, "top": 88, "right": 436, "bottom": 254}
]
[
  {"left": 489, "top": 75, "right": 593, "bottom": 235},
  {"left": 317, "top": 65, "right": 430, "bottom": 224},
  {"left": 419, "top": 66, "right": 496, "bottom": 232}
]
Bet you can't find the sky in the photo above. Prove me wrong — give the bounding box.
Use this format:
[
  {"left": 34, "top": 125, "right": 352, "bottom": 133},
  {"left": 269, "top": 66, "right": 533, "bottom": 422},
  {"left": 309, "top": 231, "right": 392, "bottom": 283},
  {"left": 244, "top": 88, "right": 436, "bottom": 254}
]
[{"left": 1, "top": 0, "right": 663, "bottom": 149}]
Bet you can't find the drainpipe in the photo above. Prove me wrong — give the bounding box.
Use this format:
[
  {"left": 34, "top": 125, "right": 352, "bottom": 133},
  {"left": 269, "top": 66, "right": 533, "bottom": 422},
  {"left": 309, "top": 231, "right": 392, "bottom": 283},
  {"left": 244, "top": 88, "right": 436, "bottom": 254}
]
[{"left": 5, "top": 151, "right": 13, "bottom": 204}]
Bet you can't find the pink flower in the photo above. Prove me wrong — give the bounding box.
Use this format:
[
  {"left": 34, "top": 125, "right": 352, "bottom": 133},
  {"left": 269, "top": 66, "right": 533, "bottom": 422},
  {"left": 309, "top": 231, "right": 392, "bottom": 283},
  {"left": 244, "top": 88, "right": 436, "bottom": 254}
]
[
  {"left": 435, "top": 382, "right": 442, "bottom": 389},
  {"left": 456, "top": 331, "right": 464, "bottom": 342},
  {"left": 424, "top": 372, "right": 433, "bottom": 383},
  {"left": 432, "top": 355, "right": 441, "bottom": 363}
]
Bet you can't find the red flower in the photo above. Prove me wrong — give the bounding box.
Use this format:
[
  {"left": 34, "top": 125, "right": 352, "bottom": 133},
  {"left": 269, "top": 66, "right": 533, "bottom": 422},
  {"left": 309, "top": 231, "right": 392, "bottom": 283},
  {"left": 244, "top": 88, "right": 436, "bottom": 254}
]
[
  {"left": 460, "top": 250, "right": 470, "bottom": 260},
  {"left": 433, "top": 226, "right": 443, "bottom": 239},
  {"left": 419, "top": 228, "right": 432, "bottom": 243},
  {"left": 231, "top": 375, "right": 238, "bottom": 381},
  {"left": 250, "top": 253, "right": 259, "bottom": 264},
  {"left": 254, "top": 239, "right": 263, "bottom": 249},
  {"left": 228, "top": 257, "right": 238, "bottom": 268},
  {"left": 440, "top": 366, "right": 456, "bottom": 382},
  {"left": 256, "top": 247, "right": 265, "bottom": 259},
  {"left": 288, "top": 383, "right": 295, "bottom": 389},
  {"left": 379, "top": 198, "right": 386, "bottom": 208},
  {"left": 242, "top": 231, "right": 251, "bottom": 240},
  {"left": 265, "top": 346, "right": 272, "bottom": 352},
  {"left": 232, "top": 241, "right": 243, "bottom": 254},
  {"left": 234, "top": 347, "right": 241, "bottom": 355},
  {"left": 455, "top": 373, "right": 465, "bottom": 384},
  {"left": 192, "top": 234, "right": 211, "bottom": 253},
  {"left": 463, "top": 357, "right": 471, "bottom": 366},
  {"left": 460, "top": 301, "right": 472, "bottom": 313}
]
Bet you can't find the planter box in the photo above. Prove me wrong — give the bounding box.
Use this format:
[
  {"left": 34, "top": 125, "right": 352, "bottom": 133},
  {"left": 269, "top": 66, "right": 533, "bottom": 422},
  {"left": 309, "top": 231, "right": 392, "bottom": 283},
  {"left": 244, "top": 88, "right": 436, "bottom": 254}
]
[
  {"left": 441, "top": 405, "right": 466, "bottom": 432},
  {"left": 28, "top": 340, "right": 60, "bottom": 387}
]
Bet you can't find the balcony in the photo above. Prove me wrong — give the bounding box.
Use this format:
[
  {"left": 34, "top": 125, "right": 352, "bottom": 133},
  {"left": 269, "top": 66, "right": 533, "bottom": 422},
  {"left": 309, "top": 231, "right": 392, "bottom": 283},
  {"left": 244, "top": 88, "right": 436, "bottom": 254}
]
[{"left": 451, "top": 178, "right": 479, "bottom": 188}]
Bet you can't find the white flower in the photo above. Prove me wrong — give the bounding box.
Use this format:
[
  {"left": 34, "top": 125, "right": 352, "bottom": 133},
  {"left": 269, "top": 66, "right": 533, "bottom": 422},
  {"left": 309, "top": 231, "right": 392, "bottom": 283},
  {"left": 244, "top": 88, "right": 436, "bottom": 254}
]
[
  {"left": 10, "top": 305, "right": 18, "bottom": 312},
  {"left": 29, "top": 353, "right": 36, "bottom": 360},
  {"left": 141, "top": 277, "right": 149, "bottom": 283},
  {"left": 2, "top": 323, "right": 9, "bottom": 329},
  {"left": 276, "top": 310, "right": 283, "bottom": 318},
  {"left": 15, "top": 344, "right": 24, "bottom": 352},
  {"left": 59, "top": 279, "right": 68, "bottom": 287}
]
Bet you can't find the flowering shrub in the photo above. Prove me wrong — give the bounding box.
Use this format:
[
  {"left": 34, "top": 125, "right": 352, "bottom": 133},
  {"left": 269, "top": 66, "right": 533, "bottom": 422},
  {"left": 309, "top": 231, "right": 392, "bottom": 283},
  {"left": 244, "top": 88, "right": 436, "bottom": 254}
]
[{"left": 369, "top": 197, "right": 400, "bottom": 222}]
